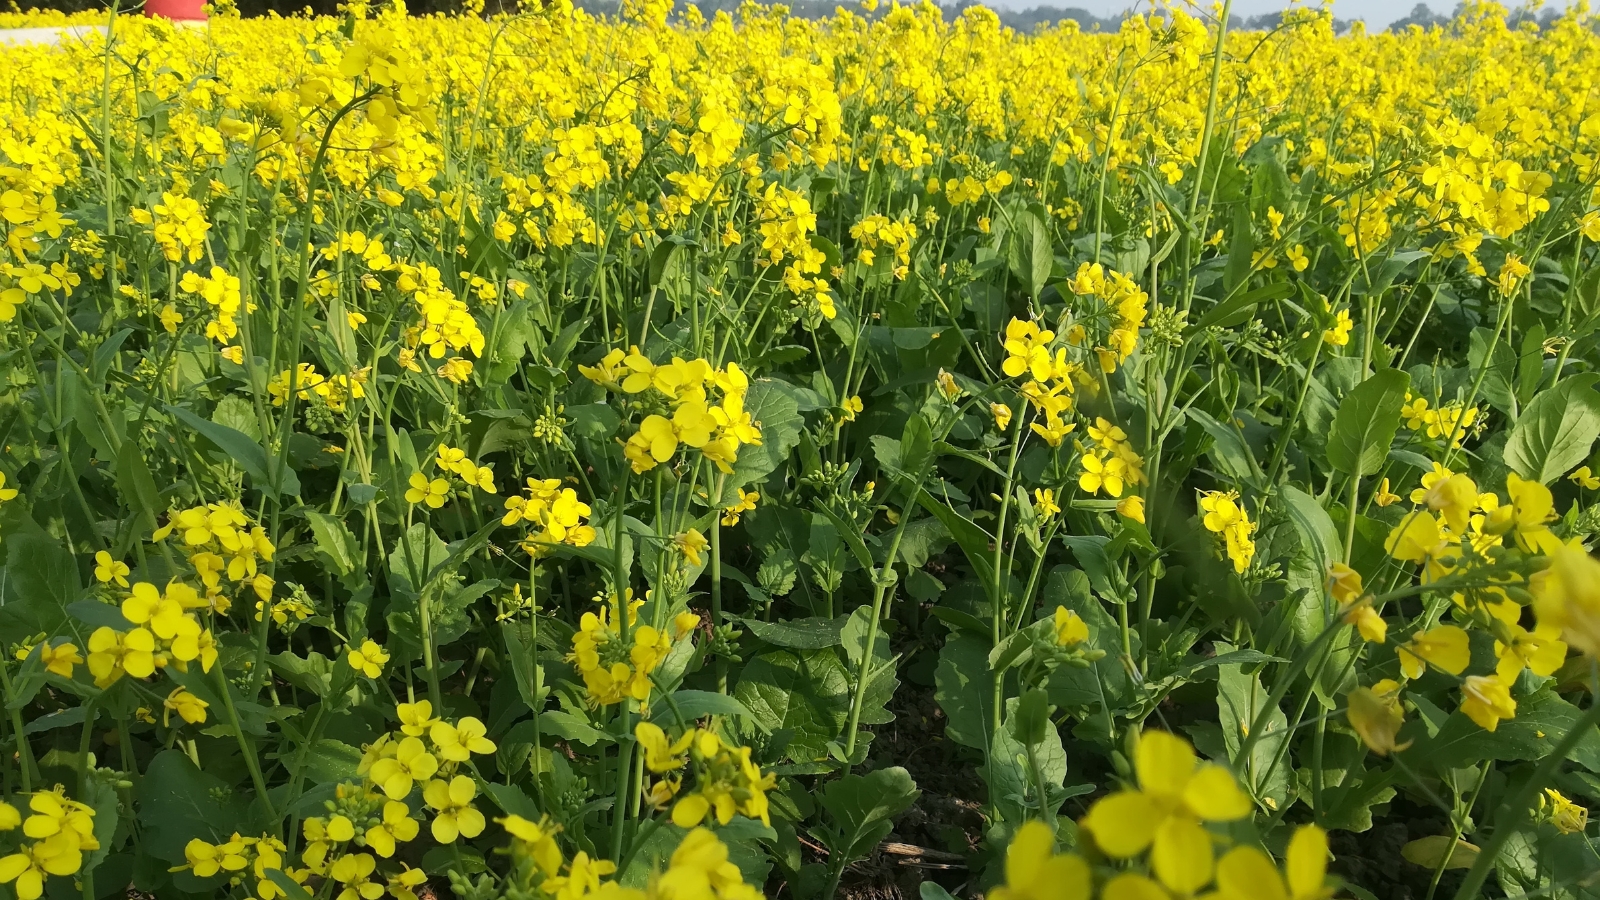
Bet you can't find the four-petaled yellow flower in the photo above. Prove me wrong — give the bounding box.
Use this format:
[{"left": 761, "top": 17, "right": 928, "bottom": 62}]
[
  {"left": 1082, "top": 730, "right": 1251, "bottom": 894},
  {"left": 405, "top": 472, "right": 450, "bottom": 508},
  {"left": 347, "top": 640, "right": 390, "bottom": 678}
]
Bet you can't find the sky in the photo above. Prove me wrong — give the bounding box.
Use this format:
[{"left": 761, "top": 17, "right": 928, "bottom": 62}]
[{"left": 976, "top": 0, "right": 1551, "bottom": 28}]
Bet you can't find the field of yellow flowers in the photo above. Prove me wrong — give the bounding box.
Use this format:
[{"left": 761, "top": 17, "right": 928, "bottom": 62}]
[{"left": 1, "top": 0, "right": 1599, "bottom": 898}]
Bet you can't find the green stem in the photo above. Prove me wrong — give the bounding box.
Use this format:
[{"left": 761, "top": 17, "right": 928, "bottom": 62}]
[{"left": 1451, "top": 697, "right": 1600, "bottom": 900}]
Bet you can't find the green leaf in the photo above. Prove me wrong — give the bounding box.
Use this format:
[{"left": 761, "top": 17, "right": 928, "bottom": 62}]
[
  {"left": 934, "top": 634, "right": 992, "bottom": 751},
  {"left": 733, "top": 649, "right": 850, "bottom": 762},
  {"left": 734, "top": 615, "right": 844, "bottom": 650},
  {"left": 841, "top": 605, "right": 898, "bottom": 727},
  {"left": 1008, "top": 688, "right": 1053, "bottom": 747},
  {"left": 916, "top": 493, "right": 996, "bottom": 588},
  {"left": 6, "top": 644, "right": 46, "bottom": 710},
  {"left": 714, "top": 379, "right": 805, "bottom": 506},
  {"left": 1410, "top": 688, "right": 1600, "bottom": 772},
  {"left": 659, "top": 689, "right": 756, "bottom": 724},
  {"left": 1191, "top": 280, "right": 1293, "bottom": 331},
  {"left": 1217, "top": 649, "right": 1291, "bottom": 809},
  {"left": 166, "top": 404, "right": 301, "bottom": 498},
  {"left": 137, "top": 750, "right": 254, "bottom": 864},
  {"left": 1504, "top": 374, "right": 1600, "bottom": 484},
  {"left": 116, "top": 439, "right": 162, "bottom": 535},
  {"left": 541, "top": 709, "right": 611, "bottom": 747},
  {"left": 304, "top": 510, "right": 359, "bottom": 577},
  {"left": 986, "top": 695, "right": 1068, "bottom": 823},
  {"left": 265, "top": 870, "right": 315, "bottom": 900},
  {"left": 1327, "top": 368, "right": 1411, "bottom": 476},
  {"left": 1187, "top": 409, "right": 1259, "bottom": 485},
  {"left": 3, "top": 532, "right": 82, "bottom": 641},
  {"left": 818, "top": 767, "right": 920, "bottom": 863}
]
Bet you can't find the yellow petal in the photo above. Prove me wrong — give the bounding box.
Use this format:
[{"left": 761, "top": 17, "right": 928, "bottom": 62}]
[
  {"left": 1183, "top": 764, "right": 1252, "bottom": 821},
  {"left": 1216, "top": 846, "right": 1290, "bottom": 900},
  {"left": 1286, "top": 825, "right": 1328, "bottom": 898},
  {"left": 1084, "top": 791, "right": 1159, "bottom": 857},
  {"left": 1150, "top": 815, "right": 1214, "bottom": 895},
  {"left": 1136, "top": 730, "right": 1196, "bottom": 798},
  {"left": 1004, "top": 820, "right": 1055, "bottom": 889}
]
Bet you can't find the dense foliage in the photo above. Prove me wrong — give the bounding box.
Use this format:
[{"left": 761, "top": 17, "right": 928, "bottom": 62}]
[{"left": 0, "top": 3, "right": 1599, "bottom": 900}]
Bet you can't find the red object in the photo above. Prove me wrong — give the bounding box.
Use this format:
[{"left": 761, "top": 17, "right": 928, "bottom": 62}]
[{"left": 143, "top": 0, "right": 208, "bottom": 21}]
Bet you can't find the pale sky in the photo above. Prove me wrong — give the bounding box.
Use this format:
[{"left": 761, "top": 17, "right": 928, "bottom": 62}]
[{"left": 978, "top": 0, "right": 1562, "bottom": 28}]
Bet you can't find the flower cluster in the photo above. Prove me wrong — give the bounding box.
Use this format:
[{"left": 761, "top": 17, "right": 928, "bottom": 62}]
[
  {"left": 179, "top": 833, "right": 296, "bottom": 898},
  {"left": 581, "top": 351, "right": 762, "bottom": 475},
  {"left": 568, "top": 593, "right": 697, "bottom": 707},
  {"left": 1063, "top": 261, "right": 1149, "bottom": 374},
  {"left": 151, "top": 501, "right": 278, "bottom": 604},
  {"left": 1077, "top": 417, "right": 1144, "bottom": 499},
  {"left": 85, "top": 580, "right": 219, "bottom": 689},
  {"left": 1000, "top": 318, "right": 1079, "bottom": 447},
  {"left": 635, "top": 722, "right": 778, "bottom": 828},
  {"left": 1199, "top": 490, "right": 1256, "bottom": 573},
  {"left": 0, "top": 789, "right": 98, "bottom": 900},
  {"left": 502, "top": 478, "right": 596, "bottom": 556}
]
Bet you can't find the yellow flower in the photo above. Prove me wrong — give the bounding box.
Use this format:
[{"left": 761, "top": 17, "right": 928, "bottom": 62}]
[
  {"left": 1053, "top": 607, "right": 1087, "bottom": 647},
  {"left": 1420, "top": 472, "right": 1479, "bottom": 534},
  {"left": 1398, "top": 624, "right": 1470, "bottom": 678},
  {"left": 404, "top": 472, "right": 449, "bottom": 508},
  {"left": 1533, "top": 547, "right": 1600, "bottom": 658},
  {"left": 1343, "top": 602, "right": 1387, "bottom": 644},
  {"left": 988, "top": 821, "right": 1091, "bottom": 900},
  {"left": 365, "top": 800, "right": 419, "bottom": 858},
  {"left": 368, "top": 737, "right": 439, "bottom": 799},
  {"left": 1347, "top": 679, "right": 1411, "bottom": 756},
  {"left": 1078, "top": 450, "right": 1126, "bottom": 497},
  {"left": 93, "top": 552, "right": 130, "bottom": 587},
  {"left": 635, "top": 721, "right": 693, "bottom": 772},
  {"left": 1541, "top": 788, "right": 1588, "bottom": 835},
  {"left": 0, "top": 472, "right": 16, "bottom": 503},
  {"left": 1326, "top": 563, "right": 1363, "bottom": 606},
  {"left": 1117, "top": 495, "right": 1145, "bottom": 524},
  {"left": 163, "top": 687, "right": 210, "bottom": 726},
  {"left": 991, "top": 402, "right": 1014, "bottom": 431},
  {"left": 396, "top": 700, "right": 438, "bottom": 737},
  {"left": 497, "top": 815, "right": 563, "bottom": 877},
  {"left": 1494, "top": 621, "right": 1566, "bottom": 681},
  {"left": 1460, "top": 674, "right": 1516, "bottom": 732},
  {"left": 423, "top": 776, "right": 485, "bottom": 843},
  {"left": 1034, "top": 489, "right": 1060, "bottom": 519},
  {"left": 347, "top": 640, "right": 390, "bottom": 678},
  {"left": 1570, "top": 466, "right": 1600, "bottom": 490},
  {"left": 722, "top": 489, "right": 758, "bottom": 527},
  {"left": 674, "top": 529, "right": 709, "bottom": 567},
  {"left": 1214, "top": 825, "right": 1334, "bottom": 900},
  {"left": 1082, "top": 730, "right": 1250, "bottom": 893},
  {"left": 1322, "top": 308, "right": 1352, "bottom": 347},
  {"left": 1373, "top": 477, "right": 1401, "bottom": 507},
  {"left": 430, "top": 717, "right": 496, "bottom": 761}
]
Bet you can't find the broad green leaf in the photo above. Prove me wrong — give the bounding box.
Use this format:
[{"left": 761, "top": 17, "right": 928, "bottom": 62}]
[
  {"left": 659, "top": 689, "right": 756, "bottom": 724},
  {"left": 116, "top": 439, "right": 162, "bottom": 535},
  {"left": 1409, "top": 688, "right": 1600, "bottom": 772},
  {"left": 934, "top": 634, "right": 992, "bottom": 751},
  {"left": 166, "top": 404, "right": 301, "bottom": 497},
  {"left": 714, "top": 379, "right": 805, "bottom": 506},
  {"left": 1504, "top": 374, "right": 1600, "bottom": 484},
  {"left": 1327, "top": 368, "right": 1410, "bottom": 476},
  {"left": 304, "top": 510, "right": 360, "bottom": 577},
  {"left": 1216, "top": 648, "right": 1291, "bottom": 809},
  {"left": 735, "top": 615, "right": 844, "bottom": 650},
  {"left": 819, "top": 767, "right": 920, "bottom": 862},
  {"left": 1008, "top": 688, "right": 1053, "bottom": 747},
  {"left": 732, "top": 649, "right": 850, "bottom": 762}
]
